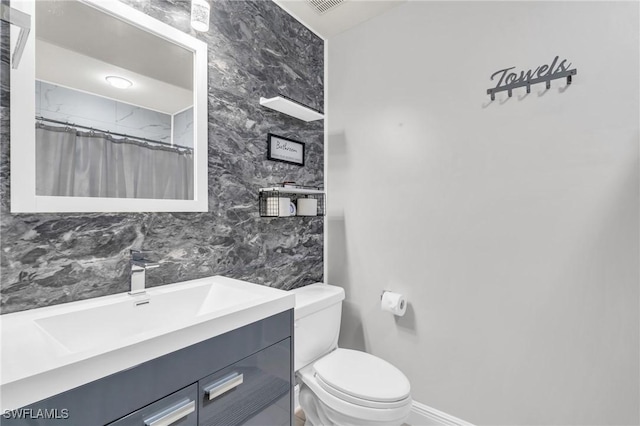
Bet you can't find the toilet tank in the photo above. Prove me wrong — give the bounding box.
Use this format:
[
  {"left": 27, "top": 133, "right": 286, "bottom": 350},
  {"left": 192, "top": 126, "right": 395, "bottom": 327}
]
[{"left": 291, "top": 283, "right": 345, "bottom": 371}]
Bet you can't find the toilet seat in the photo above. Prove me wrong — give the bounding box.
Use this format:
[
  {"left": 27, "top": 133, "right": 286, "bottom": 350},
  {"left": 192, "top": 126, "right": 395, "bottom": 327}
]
[
  {"left": 313, "top": 349, "right": 411, "bottom": 409},
  {"left": 298, "top": 367, "right": 412, "bottom": 424},
  {"left": 315, "top": 375, "right": 410, "bottom": 410},
  {"left": 297, "top": 349, "right": 412, "bottom": 424}
]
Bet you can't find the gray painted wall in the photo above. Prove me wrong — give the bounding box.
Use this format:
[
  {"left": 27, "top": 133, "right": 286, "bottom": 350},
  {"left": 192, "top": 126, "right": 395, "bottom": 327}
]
[
  {"left": 327, "top": 1, "right": 639, "bottom": 424},
  {"left": 1, "top": 0, "right": 324, "bottom": 314}
]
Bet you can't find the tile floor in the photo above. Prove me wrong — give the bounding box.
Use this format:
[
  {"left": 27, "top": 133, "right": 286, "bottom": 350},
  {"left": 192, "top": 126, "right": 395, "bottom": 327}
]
[
  {"left": 294, "top": 408, "right": 306, "bottom": 426},
  {"left": 294, "top": 408, "right": 411, "bottom": 426}
]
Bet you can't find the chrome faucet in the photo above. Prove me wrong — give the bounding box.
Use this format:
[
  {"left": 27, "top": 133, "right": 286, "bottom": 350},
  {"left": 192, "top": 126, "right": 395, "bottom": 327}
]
[{"left": 129, "top": 249, "right": 160, "bottom": 295}]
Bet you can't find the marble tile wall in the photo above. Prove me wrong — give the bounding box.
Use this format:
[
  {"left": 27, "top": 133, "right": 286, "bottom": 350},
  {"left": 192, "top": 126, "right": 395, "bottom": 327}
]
[
  {"left": 36, "top": 81, "right": 173, "bottom": 143},
  {"left": 0, "top": 0, "right": 324, "bottom": 314},
  {"left": 173, "top": 107, "right": 194, "bottom": 149}
]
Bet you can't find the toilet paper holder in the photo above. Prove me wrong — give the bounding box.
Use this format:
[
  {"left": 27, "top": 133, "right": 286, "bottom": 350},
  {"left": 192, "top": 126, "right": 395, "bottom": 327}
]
[{"left": 380, "top": 290, "right": 407, "bottom": 316}]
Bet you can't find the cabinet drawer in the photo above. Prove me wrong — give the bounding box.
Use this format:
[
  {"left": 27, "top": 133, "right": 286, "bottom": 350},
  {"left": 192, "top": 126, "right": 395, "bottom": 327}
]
[
  {"left": 243, "top": 394, "right": 290, "bottom": 426},
  {"left": 199, "top": 338, "right": 291, "bottom": 426},
  {"left": 108, "top": 384, "right": 197, "bottom": 426}
]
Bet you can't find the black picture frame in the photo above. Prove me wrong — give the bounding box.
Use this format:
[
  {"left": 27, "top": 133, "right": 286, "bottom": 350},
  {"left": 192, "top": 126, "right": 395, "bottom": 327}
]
[{"left": 267, "top": 133, "right": 305, "bottom": 167}]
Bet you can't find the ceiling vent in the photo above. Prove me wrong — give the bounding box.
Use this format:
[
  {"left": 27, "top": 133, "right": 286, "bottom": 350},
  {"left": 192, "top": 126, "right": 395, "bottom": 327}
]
[{"left": 306, "top": 0, "right": 346, "bottom": 15}]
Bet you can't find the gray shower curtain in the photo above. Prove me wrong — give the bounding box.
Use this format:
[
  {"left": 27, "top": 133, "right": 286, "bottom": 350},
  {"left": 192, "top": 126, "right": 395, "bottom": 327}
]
[{"left": 35, "top": 125, "right": 194, "bottom": 200}]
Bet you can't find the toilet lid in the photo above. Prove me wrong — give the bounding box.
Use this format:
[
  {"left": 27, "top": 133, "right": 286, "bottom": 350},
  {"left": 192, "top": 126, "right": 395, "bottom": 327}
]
[{"left": 313, "top": 349, "right": 410, "bottom": 403}]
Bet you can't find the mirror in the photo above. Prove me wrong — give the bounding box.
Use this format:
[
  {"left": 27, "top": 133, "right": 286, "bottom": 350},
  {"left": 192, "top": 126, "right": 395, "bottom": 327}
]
[{"left": 10, "top": 0, "right": 208, "bottom": 212}]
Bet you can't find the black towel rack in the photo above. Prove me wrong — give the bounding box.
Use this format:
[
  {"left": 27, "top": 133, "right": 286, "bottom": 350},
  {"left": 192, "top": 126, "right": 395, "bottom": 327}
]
[{"left": 487, "top": 68, "right": 577, "bottom": 101}]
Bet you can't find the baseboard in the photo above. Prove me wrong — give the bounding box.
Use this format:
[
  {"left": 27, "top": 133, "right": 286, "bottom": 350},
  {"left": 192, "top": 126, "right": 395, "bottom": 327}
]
[
  {"left": 408, "top": 401, "right": 474, "bottom": 426},
  {"left": 295, "top": 385, "right": 472, "bottom": 426}
]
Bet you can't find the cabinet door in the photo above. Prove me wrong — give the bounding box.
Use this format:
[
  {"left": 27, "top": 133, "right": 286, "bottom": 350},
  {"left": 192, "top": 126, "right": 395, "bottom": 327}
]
[
  {"left": 199, "top": 338, "right": 291, "bottom": 426},
  {"left": 108, "top": 384, "right": 197, "bottom": 426},
  {"left": 242, "top": 394, "right": 290, "bottom": 426}
]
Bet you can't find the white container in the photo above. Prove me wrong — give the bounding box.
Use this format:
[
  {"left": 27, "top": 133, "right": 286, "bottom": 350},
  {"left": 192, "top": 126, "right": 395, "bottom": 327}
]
[
  {"left": 264, "top": 197, "right": 292, "bottom": 216},
  {"left": 297, "top": 198, "right": 318, "bottom": 216}
]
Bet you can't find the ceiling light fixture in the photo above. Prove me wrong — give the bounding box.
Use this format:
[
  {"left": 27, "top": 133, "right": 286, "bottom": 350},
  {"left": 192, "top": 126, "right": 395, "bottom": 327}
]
[
  {"left": 105, "top": 76, "right": 133, "bottom": 89},
  {"left": 191, "top": 0, "right": 210, "bottom": 32}
]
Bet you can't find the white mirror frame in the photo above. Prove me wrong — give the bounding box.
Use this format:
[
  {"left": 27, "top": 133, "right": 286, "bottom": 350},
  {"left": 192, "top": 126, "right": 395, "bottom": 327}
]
[{"left": 10, "top": 0, "right": 208, "bottom": 213}]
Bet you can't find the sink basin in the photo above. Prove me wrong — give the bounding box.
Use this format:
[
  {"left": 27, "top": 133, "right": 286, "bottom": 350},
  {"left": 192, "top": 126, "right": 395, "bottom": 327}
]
[
  {"left": 1, "top": 275, "right": 294, "bottom": 411},
  {"left": 34, "top": 279, "right": 263, "bottom": 353}
]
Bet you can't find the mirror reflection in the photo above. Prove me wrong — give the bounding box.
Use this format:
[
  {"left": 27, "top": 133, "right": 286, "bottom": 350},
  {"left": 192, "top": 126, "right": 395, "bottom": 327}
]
[{"left": 34, "top": 1, "right": 195, "bottom": 200}]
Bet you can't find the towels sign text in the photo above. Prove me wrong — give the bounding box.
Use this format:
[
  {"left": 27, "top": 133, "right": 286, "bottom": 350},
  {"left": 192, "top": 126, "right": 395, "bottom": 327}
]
[{"left": 487, "top": 56, "right": 577, "bottom": 101}]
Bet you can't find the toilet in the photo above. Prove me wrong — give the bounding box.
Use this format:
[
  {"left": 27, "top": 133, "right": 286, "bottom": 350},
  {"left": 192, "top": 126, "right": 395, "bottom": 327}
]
[{"left": 291, "top": 283, "right": 412, "bottom": 426}]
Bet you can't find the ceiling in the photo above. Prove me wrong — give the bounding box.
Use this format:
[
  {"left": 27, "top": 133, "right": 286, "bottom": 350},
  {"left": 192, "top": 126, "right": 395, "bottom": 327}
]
[
  {"left": 33, "top": 0, "right": 405, "bottom": 112},
  {"left": 273, "top": 0, "right": 407, "bottom": 39},
  {"left": 36, "top": 40, "right": 193, "bottom": 114},
  {"left": 35, "top": 0, "right": 193, "bottom": 114}
]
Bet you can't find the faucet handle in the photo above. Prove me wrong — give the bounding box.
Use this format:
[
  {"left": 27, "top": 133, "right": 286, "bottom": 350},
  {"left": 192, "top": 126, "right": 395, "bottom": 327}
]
[{"left": 130, "top": 249, "right": 153, "bottom": 261}]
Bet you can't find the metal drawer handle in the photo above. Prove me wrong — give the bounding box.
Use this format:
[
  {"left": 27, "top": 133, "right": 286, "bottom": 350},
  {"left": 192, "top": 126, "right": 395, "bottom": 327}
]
[
  {"left": 204, "top": 372, "right": 244, "bottom": 401},
  {"left": 144, "top": 399, "right": 195, "bottom": 426}
]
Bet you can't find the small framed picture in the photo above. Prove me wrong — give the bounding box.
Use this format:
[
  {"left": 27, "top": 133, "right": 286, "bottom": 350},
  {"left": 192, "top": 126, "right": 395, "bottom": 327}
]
[{"left": 267, "top": 133, "right": 305, "bottom": 166}]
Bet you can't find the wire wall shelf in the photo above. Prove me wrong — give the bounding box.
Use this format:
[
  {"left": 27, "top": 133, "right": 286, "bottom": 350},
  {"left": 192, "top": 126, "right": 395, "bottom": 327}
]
[{"left": 259, "top": 185, "right": 325, "bottom": 217}]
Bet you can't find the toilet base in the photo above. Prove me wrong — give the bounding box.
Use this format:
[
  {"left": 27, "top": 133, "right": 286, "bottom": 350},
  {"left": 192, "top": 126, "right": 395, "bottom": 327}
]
[{"left": 299, "top": 384, "right": 409, "bottom": 426}]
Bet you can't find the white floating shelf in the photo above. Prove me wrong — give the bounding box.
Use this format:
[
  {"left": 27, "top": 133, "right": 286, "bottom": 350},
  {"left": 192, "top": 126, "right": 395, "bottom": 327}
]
[
  {"left": 259, "top": 187, "right": 324, "bottom": 195},
  {"left": 259, "top": 96, "right": 324, "bottom": 122}
]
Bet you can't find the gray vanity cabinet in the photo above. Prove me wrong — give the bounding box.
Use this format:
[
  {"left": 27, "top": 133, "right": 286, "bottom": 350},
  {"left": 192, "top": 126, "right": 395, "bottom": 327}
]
[
  {"left": 199, "top": 339, "right": 291, "bottom": 426},
  {"left": 3, "top": 311, "right": 293, "bottom": 426},
  {"left": 108, "top": 384, "right": 198, "bottom": 426}
]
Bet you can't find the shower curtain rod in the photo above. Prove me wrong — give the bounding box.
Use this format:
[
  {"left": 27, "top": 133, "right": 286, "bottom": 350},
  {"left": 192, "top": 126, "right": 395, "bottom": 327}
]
[{"left": 36, "top": 116, "right": 194, "bottom": 152}]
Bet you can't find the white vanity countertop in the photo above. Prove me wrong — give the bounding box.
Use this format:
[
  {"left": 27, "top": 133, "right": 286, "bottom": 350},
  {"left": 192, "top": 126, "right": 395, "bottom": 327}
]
[{"left": 0, "top": 276, "right": 295, "bottom": 410}]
